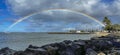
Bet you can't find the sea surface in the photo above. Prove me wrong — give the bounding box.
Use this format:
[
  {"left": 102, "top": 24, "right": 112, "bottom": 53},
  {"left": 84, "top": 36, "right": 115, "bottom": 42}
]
[{"left": 0, "top": 32, "right": 94, "bottom": 50}]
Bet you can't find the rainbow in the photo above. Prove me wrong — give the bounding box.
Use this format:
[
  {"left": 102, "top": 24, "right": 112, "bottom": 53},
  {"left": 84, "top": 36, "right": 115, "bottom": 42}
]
[{"left": 4, "top": 9, "right": 105, "bottom": 32}]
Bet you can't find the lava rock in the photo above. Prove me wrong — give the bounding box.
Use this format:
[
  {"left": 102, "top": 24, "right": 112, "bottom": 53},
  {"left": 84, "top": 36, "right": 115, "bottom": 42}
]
[{"left": 0, "top": 47, "right": 16, "bottom": 55}]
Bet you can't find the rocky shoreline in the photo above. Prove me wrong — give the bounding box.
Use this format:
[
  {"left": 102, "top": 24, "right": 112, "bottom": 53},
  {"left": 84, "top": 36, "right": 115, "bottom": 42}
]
[{"left": 1, "top": 34, "right": 120, "bottom": 55}]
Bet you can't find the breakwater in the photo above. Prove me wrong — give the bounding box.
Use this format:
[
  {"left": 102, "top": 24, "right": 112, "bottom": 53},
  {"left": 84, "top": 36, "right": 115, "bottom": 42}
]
[{"left": 0, "top": 34, "right": 120, "bottom": 55}]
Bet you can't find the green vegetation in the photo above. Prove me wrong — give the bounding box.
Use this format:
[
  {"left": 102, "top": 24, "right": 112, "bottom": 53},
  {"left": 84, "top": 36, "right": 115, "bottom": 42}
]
[
  {"left": 103, "top": 17, "right": 112, "bottom": 25},
  {"left": 103, "top": 17, "right": 112, "bottom": 32},
  {"left": 112, "top": 24, "right": 120, "bottom": 31},
  {"left": 103, "top": 17, "right": 120, "bottom": 32}
]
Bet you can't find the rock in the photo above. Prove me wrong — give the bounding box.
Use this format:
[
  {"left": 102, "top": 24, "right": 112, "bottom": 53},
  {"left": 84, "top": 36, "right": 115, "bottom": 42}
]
[
  {"left": 25, "top": 45, "right": 48, "bottom": 55},
  {"left": 43, "top": 46, "right": 58, "bottom": 55},
  {"left": 97, "top": 52, "right": 106, "bottom": 55},
  {"left": 14, "top": 51, "right": 24, "bottom": 55},
  {"left": 28, "top": 45, "right": 40, "bottom": 49},
  {"left": 86, "top": 48, "right": 97, "bottom": 55},
  {"left": 59, "top": 48, "right": 74, "bottom": 55},
  {"left": 63, "top": 40, "right": 72, "bottom": 44},
  {"left": 75, "top": 45, "right": 86, "bottom": 55},
  {"left": 91, "top": 40, "right": 113, "bottom": 51},
  {"left": 0, "top": 47, "right": 16, "bottom": 55}
]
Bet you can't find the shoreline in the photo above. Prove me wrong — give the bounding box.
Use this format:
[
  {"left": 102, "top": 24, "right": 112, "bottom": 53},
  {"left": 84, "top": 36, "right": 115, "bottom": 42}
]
[
  {"left": 48, "top": 32, "right": 92, "bottom": 34},
  {"left": 0, "top": 34, "right": 120, "bottom": 55},
  {"left": 93, "top": 32, "right": 110, "bottom": 37}
]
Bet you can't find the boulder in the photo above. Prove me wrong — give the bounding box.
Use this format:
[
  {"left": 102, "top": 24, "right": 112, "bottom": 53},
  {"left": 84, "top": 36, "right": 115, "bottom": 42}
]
[{"left": 0, "top": 47, "right": 16, "bottom": 55}]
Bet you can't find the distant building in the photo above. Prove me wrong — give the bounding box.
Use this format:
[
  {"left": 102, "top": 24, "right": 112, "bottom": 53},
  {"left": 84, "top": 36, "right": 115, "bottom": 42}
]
[
  {"left": 69, "top": 30, "right": 82, "bottom": 33},
  {"left": 76, "top": 31, "right": 81, "bottom": 33}
]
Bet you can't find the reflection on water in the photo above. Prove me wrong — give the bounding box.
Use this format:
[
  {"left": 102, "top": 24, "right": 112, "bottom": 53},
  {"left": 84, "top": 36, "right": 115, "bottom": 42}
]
[{"left": 0, "top": 32, "right": 94, "bottom": 50}]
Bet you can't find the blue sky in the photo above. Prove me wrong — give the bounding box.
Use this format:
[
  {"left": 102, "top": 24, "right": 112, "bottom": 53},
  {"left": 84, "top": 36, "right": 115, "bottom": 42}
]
[
  {"left": 0, "top": 0, "right": 120, "bottom": 32},
  {"left": 0, "top": 0, "right": 25, "bottom": 32}
]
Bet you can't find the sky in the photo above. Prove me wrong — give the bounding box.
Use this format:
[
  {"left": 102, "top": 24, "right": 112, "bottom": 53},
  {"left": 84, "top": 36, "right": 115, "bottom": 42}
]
[{"left": 0, "top": 0, "right": 120, "bottom": 32}]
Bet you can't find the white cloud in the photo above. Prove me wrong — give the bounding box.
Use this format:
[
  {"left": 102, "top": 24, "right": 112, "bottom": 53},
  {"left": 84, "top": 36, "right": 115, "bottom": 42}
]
[{"left": 7, "top": 0, "right": 120, "bottom": 17}]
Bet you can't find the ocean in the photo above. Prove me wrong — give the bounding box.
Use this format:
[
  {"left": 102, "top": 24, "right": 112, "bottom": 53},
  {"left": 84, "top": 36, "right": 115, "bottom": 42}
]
[{"left": 0, "top": 32, "right": 94, "bottom": 50}]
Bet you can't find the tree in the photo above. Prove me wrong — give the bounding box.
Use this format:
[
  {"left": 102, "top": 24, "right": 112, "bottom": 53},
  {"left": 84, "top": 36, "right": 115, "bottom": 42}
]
[
  {"left": 103, "top": 17, "right": 112, "bottom": 32},
  {"left": 112, "top": 24, "right": 120, "bottom": 31},
  {"left": 103, "top": 17, "right": 111, "bottom": 25}
]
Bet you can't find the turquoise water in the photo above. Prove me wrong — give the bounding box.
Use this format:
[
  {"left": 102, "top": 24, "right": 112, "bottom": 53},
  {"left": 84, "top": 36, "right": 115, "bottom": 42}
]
[{"left": 0, "top": 32, "right": 94, "bottom": 50}]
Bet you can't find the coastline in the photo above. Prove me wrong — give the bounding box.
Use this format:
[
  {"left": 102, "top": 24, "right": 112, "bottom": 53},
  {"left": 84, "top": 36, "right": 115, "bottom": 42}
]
[
  {"left": 1, "top": 34, "right": 120, "bottom": 55},
  {"left": 93, "top": 32, "right": 110, "bottom": 37},
  {"left": 47, "top": 32, "right": 91, "bottom": 34}
]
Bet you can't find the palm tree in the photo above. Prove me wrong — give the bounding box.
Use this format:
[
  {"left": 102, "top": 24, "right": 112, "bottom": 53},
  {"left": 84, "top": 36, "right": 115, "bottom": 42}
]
[
  {"left": 103, "top": 17, "right": 112, "bottom": 32},
  {"left": 103, "top": 17, "right": 111, "bottom": 25}
]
